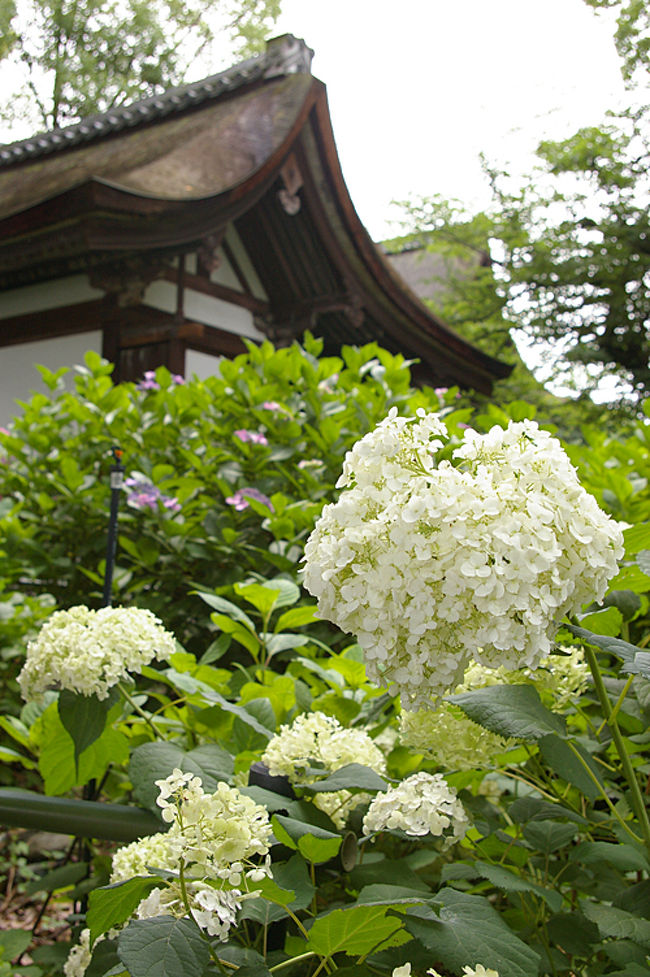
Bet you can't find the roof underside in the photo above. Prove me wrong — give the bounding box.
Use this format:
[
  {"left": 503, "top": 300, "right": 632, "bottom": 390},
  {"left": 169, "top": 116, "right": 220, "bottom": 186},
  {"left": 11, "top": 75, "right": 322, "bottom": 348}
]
[{"left": 0, "top": 37, "right": 511, "bottom": 392}]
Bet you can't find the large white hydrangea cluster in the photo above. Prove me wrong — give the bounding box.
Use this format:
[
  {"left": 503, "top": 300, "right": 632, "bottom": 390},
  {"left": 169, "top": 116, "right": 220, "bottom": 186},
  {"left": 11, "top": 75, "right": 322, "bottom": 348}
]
[
  {"left": 363, "top": 771, "right": 469, "bottom": 848},
  {"left": 400, "top": 648, "right": 590, "bottom": 770},
  {"left": 303, "top": 409, "right": 623, "bottom": 707},
  {"left": 110, "top": 769, "right": 272, "bottom": 941},
  {"left": 261, "top": 711, "right": 387, "bottom": 828},
  {"left": 18, "top": 604, "right": 177, "bottom": 701}
]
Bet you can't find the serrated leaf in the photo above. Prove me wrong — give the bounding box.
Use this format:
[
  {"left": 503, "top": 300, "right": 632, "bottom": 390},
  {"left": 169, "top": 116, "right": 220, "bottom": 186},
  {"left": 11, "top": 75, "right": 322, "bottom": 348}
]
[
  {"left": 546, "top": 912, "right": 600, "bottom": 956},
  {"left": 0, "top": 930, "right": 32, "bottom": 959},
  {"left": 301, "top": 763, "right": 388, "bottom": 795},
  {"left": 565, "top": 623, "right": 642, "bottom": 671},
  {"left": 538, "top": 734, "right": 603, "bottom": 800},
  {"left": 523, "top": 820, "right": 577, "bottom": 854},
  {"left": 448, "top": 684, "right": 565, "bottom": 741},
  {"left": 356, "top": 884, "right": 429, "bottom": 906},
  {"left": 581, "top": 900, "right": 650, "bottom": 947},
  {"left": 37, "top": 704, "right": 129, "bottom": 795},
  {"left": 129, "top": 742, "right": 233, "bottom": 812},
  {"left": 402, "top": 888, "right": 540, "bottom": 977},
  {"left": 306, "top": 905, "right": 409, "bottom": 957},
  {"left": 473, "top": 860, "right": 563, "bottom": 913},
  {"left": 88, "top": 878, "right": 161, "bottom": 945},
  {"left": 199, "top": 689, "right": 273, "bottom": 738},
  {"left": 118, "top": 916, "right": 209, "bottom": 977},
  {"left": 572, "top": 841, "right": 649, "bottom": 872},
  {"left": 508, "top": 796, "right": 587, "bottom": 825},
  {"left": 271, "top": 814, "right": 342, "bottom": 863},
  {"left": 578, "top": 606, "right": 623, "bottom": 636}
]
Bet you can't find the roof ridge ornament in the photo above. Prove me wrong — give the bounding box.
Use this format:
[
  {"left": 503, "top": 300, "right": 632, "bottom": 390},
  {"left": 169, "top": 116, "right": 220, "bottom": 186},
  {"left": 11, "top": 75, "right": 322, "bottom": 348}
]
[{"left": 264, "top": 35, "right": 314, "bottom": 77}]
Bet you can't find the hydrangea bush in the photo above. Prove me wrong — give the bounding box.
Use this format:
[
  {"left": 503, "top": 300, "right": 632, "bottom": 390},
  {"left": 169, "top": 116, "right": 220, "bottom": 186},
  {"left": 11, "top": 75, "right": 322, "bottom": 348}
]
[{"left": 3, "top": 376, "right": 650, "bottom": 976}]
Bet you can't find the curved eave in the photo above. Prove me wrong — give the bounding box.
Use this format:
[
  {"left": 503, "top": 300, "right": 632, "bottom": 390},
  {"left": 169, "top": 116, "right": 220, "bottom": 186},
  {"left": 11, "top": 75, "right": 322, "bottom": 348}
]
[{"left": 299, "top": 89, "right": 512, "bottom": 391}]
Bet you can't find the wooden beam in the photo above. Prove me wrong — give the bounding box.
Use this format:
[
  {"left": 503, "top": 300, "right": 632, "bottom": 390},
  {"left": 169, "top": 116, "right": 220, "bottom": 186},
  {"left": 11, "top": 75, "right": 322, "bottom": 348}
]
[
  {"left": 161, "top": 267, "right": 269, "bottom": 315},
  {"left": 0, "top": 299, "right": 103, "bottom": 347}
]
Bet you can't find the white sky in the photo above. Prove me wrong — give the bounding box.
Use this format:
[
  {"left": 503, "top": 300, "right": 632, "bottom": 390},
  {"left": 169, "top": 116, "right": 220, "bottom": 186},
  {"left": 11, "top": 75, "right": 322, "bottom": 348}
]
[{"left": 274, "top": 0, "right": 627, "bottom": 239}]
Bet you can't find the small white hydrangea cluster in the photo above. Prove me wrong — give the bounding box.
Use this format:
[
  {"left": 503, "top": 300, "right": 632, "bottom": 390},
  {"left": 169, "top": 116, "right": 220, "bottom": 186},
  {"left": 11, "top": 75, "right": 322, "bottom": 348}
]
[
  {"left": 399, "top": 648, "right": 589, "bottom": 770},
  {"left": 261, "top": 711, "right": 387, "bottom": 828},
  {"left": 362, "top": 772, "right": 469, "bottom": 848},
  {"left": 63, "top": 928, "right": 94, "bottom": 977},
  {"left": 110, "top": 769, "right": 272, "bottom": 941},
  {"left": 303, "top": 410, "right": 623, "bottom": 707},
  {"left": 18, "top": 605, "right": 177, "bottom": 700}
]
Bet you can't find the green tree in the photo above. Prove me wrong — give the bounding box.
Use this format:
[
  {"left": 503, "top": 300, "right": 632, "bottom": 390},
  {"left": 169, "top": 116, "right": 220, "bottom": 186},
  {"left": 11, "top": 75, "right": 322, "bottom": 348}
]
[
  {"left": 393, "top": 4, "right": 649, "bottom": 414},
  {"left": 0, "top": 0, "right": 281, "bottom": 133}
]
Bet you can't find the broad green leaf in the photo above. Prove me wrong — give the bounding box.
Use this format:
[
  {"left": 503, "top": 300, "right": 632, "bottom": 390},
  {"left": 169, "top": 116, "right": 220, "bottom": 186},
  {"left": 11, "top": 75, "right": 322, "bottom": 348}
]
[
  {"left": 86, "top": 937, "right": 122, "bottom": 977},
  {"left": 565, "top": 624, "right": 641, "bottom": 669},
  {"left": 508, "top": 796, "right": 587, "bottom": 825},
  {"left": 539, "top": 734, "right": 603, "bottom": 800},
  {"left": 306, "top": 905, "right": 409, "bottom": 957},
  {"left": 578, "top": 606, "right": 623, "bottom": 637},
  {"left": 402, "top": 888, "right": 540, "bottom": 977},
  {"left": 301, "top": 763, "right": 388, "bottom": 795},
  {"left": 234, "top": 582, "right": 281, "bottom": 615},
  {"left": 36, "top": 704, "right": 129, "bottom": 795},
  {"left": 261, "top": 633, "right": 310, "bottom": 656},
  {"left": 129, "top": 742, "right": 233, "bottom": 812},
  {"left": 275, "top": 606, "right": 320, "bottom": 631},
  {"left": 356, "top": 884, "right": 430, "bottom": 906},
  {"left": 198, "top": 689, "right": 273, "bottom": 738},
  {"left": 623, "top": 523, "right": 650, "bottom": 555},
  {"left": 0, "top": 745, "right": 36, "bottom": 769},
  {"left": 448, "top": 684, "right": 565, "bottom": 741},
  {"left": 473, "top": 861, "right": 563, "bottom": 913},
  {"left": 546, "top": 913, "right": 600, "bottom": 956},
  {"left": 193, "top": 592, "right": 256, "bottom": 630},
  {"left": 581, "top": 900, "right": 650, "bottom": 947},
  {"left": 0, "top": 930, "right": 32, "bottom": 959},
  {"left": 210, "top": 616, "right": 260, "bottom": 656},
  {"left": 572, "top": 841, "right": 649, "bottom": 873},
  {"left": 271, "top": 814, "right": 342, "bottom": 863},
  {"left": 25, "top": 862, "right": 88, "bottom": 896},
  {"left": 118, "top": 916, "right": 209, "bottom": 977},
  {"left": 88, "top": 878, "right": 161, "bottom": 945},
  {"left": 58, "top": 688, "right": 119, "bottom": 771},
  {"left": 523, "top": 820, "right": 576, "bottom": 854}
]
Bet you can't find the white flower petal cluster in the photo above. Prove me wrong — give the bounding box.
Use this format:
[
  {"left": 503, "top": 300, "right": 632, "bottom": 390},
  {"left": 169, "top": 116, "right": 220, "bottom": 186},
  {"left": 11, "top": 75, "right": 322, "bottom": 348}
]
[
  {"left": 303, "top": 411, "right": 623, "bottom": 707},
  {"left": 110, "top": 770, "right": 272, "bottom": 941},
  {"left": 18, "top": 605, "right": 177, "bottom": 700},
  {"left": 261, "top": 711, "right": 387, "bottom": 828},
  {"left": 63, "top": 928, "right": 95, "bottom": 977},
  {"left": 400, "top": 648, "right": 589, "bottom": 770},
  {"left": 362, "top": 772, "right": 469, "bottom": 848}
]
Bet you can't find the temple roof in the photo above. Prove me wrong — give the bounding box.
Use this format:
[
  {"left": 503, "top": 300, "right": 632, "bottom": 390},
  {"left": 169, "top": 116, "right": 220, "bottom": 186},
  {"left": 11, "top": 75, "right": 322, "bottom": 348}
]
[{"left": 0, "top": 36, "right": 511, "bottom": 392}]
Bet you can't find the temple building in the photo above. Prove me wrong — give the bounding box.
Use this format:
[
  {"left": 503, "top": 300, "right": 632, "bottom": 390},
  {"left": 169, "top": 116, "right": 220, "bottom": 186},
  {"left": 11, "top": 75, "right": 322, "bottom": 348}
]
[{"left": 0, "top": 34, "right": 510, "bottom": 422}]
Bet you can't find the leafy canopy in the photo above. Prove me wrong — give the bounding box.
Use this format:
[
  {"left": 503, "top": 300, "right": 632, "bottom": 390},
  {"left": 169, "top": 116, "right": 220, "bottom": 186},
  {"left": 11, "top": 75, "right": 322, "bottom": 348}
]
[{"left": 0, "top": 0, "right": 281, "bottom": 133}]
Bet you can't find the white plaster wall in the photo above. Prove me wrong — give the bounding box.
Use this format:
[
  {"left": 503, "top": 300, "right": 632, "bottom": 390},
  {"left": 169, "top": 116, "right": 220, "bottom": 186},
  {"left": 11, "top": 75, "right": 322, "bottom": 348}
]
[
  {"left": 185, "top": 349, "right": 224, "bottom": 382},
  {"left": 0, "top": 331, "right": 102, "bottom": 427},
  {"left": 224, "top": 225, "right": 268, "bottom": 301},
  {"left": 0, "top": 275, "right": 104, "bottom": 318},
  {"left": 143, "top": 280, "right": 266, "bottom": 341}
]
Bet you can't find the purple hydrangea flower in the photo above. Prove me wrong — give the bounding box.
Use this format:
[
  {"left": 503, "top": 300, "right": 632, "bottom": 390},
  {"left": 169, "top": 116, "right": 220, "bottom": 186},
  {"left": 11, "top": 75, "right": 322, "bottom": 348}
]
[
  {"left": 137, "top": 371, "right": 160, "bottom": 391},
  {"left": 124, "top": 475, "right": 180, "bottom": 513},
  {"left": 225, "top": 487, "right": 274, "bottom": 512}
]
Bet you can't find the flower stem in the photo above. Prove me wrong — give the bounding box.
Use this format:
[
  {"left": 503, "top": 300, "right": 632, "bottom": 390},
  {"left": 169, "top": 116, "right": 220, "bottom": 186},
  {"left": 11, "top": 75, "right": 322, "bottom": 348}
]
[
  {"left": 117, "top": 681, "right": 161, "bottom": 738},
  {"left": 581, "top": 642, "right": 650, "bottom": 855}
]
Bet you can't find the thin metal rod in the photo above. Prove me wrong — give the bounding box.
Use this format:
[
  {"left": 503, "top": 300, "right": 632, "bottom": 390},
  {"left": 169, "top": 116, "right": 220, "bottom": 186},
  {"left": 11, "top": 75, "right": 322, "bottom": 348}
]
[{"left": 102, "top": 447, "right": 124, "bottom": 607}]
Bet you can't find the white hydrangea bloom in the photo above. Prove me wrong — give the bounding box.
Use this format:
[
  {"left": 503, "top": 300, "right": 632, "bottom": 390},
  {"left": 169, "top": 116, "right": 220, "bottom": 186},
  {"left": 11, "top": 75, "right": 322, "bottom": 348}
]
[
  {"left": 362, "top": 772, "right": 468, "bottom": 848},
  {"left": 18, "top": 605, "right": 177, "bottom": 700},
  {"left": 400, "top": 647, "right": 589, "bottom": 769},
  {"left": 109, "top": 771, "right": 272, "bottom": 942},
  {"left": 303, "top": 413, "right": 623, "bottom": 707},
  {"left": 63, "top": 928, "right": 95, "bottom": 977},
  {"left": 261, "top": 712, "right": 387, "bottom": 828}
]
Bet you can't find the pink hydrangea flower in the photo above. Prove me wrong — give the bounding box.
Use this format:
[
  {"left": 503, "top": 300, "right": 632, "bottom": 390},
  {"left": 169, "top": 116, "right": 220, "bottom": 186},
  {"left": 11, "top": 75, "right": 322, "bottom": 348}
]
[
  {"left": 124, "top": 475, "right": 180, "bottom": 513},
  {"left": 234, "top": 429, "right": 269, "bottom": 446},
  {"left": 137, "top": 371, "right": 160, "bottom": 391},
  {"left": 225, "top": 488, "right": 273, "bottom": 512}
]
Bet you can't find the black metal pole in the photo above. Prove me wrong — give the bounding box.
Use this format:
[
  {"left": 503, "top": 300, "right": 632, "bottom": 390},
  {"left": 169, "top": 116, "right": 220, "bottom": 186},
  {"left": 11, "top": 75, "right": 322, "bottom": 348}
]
[{"left": 102, "top": 447, "right": 124, "bottom": 608}]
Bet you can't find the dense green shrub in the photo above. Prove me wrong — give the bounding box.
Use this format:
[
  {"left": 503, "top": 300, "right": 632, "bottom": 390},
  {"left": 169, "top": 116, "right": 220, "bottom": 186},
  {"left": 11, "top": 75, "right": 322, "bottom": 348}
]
[{"left": 0, "top": 337, "right": 435, "bottom": 651}]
